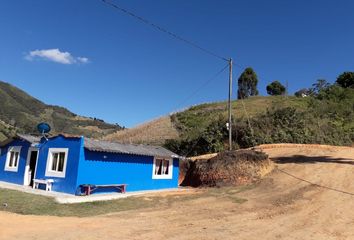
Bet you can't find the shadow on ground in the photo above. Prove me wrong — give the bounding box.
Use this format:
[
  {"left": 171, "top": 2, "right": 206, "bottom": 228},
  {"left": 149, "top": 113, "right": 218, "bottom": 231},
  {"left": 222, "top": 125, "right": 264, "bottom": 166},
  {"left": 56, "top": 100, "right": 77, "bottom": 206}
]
[{"left": 272, "top": 155, "right": 354, "bottom": 165}]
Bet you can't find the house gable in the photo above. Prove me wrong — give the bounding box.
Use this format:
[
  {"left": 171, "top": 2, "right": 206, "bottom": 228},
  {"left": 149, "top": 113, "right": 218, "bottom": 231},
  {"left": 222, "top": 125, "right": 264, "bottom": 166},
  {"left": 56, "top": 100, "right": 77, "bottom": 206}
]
[
  {"left": 0, "top": 139, "right": 32, "bottom": 185},
  {"left": 35, "top": 135, "right": 84, "bottom": 194}
]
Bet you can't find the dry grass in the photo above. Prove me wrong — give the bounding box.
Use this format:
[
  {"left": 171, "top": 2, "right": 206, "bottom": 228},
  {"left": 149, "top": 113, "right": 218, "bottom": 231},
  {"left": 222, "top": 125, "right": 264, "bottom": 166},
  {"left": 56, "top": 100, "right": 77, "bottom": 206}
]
[
  {"left": 103, "top": 116, "right": 179, "bottom": 145},
  {"left": 103, "top": 96, "right": 309, "bottom": 146},
  {"left": 253, "top": 143, "right": 354, "bottom": 151},
  {"left": 189, "top": 153, "right": 218, "bottom": 161}
]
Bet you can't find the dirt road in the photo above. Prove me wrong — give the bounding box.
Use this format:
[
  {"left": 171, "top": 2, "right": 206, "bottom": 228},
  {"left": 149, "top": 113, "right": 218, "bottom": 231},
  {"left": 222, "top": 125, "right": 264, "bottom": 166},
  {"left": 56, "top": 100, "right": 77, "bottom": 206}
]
[{"left": 1, "top": 144, "right": 354, "bottom": 240}]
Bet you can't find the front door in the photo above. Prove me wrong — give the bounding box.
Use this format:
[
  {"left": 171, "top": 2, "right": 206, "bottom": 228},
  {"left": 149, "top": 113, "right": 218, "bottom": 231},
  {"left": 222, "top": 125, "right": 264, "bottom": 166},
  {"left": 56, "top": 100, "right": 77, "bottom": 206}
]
[{"left": 28, "top": 151, "right": 38, "bottom": 186}]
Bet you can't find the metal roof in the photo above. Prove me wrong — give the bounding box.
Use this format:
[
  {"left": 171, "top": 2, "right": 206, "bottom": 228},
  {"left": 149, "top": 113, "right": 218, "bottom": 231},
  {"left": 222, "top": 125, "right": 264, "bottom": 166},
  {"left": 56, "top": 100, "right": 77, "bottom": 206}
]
[
  {"left": 84, "top": 138, "right": 179, "bottom": 158},
  {"left": 0, "top": 133, "right": 179, "bottom": 158},
  {"left": 0, "top": 134, "right": 40, "bottom": 147},
  {"left": 16, "top": 134, "right": 41, "bottom": 144}
]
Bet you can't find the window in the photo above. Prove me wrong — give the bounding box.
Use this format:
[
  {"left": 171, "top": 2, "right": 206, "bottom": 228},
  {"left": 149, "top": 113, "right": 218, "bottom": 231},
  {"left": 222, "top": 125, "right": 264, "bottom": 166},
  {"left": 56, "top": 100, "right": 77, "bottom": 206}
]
[
  {"left": 51, "top": 152, "right": 66, "bottom": 172},
  {"left": 45, "top": 148, "right": 68, "bottom": 178},
  {"left": 152, "top": 158, "right": 173, "bottom": 179},
  {"left": 5, "top": 146, "right": 21, "bottom": 172}
]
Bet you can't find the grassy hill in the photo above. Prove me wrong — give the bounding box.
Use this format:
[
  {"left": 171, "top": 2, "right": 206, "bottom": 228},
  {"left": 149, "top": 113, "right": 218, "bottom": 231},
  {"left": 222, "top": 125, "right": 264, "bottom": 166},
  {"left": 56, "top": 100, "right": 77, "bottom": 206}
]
[
  {"left": 103, "top": 116, "right": 179, "bottom": 145},
  {"left": 0, "top": 81, "right": 123, "bottom": 141},
  {"left": 106, "top": 96, "right": 308, "bottom": 144},
  {"left": 107, "top": 88, "right": 354, "bottom": 156},
  {"left": 171, "top": 96, "right": 308, "bottom": 140},
  {"left": 2, "top": 80, "right": 352, "bottom": 155}
]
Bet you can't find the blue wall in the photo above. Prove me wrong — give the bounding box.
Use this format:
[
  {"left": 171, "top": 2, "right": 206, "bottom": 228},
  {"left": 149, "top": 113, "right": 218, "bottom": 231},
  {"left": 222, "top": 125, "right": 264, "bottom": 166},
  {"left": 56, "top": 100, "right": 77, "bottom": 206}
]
[
  {"left": 1, "top": 135, "right": 179, "bottom": 195},
  {"left": 35, "top": 136, "right": 83, "bottom": 194},
  {"left": 76, "top": 149, "right": 179, "bottom": 192},
  {"left": 0, "top": 139, "right": 31, "bottom": 185}
]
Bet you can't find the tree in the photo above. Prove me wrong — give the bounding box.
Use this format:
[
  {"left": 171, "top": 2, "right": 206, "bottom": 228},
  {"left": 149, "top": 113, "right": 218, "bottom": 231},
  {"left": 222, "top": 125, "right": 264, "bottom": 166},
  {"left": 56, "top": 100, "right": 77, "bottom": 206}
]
[
  {"left": 310, "top": 79, "right": 330, "bottom": 95},
  {"left": 336, "top": 72, "right": 354, "bottom": 88},
  {"left": 266, "top": 81, "right": 286, "bottom": 96},
  {"left": 237, "top": 67, "right": 259, "bottom": 99}
]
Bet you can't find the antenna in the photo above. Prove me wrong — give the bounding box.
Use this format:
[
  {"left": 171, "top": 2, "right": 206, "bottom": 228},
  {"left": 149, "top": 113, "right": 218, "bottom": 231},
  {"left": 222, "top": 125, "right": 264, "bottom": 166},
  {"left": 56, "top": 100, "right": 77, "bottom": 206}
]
[{"left": 37, "top": 122, "right": 51, "bottom": 140}]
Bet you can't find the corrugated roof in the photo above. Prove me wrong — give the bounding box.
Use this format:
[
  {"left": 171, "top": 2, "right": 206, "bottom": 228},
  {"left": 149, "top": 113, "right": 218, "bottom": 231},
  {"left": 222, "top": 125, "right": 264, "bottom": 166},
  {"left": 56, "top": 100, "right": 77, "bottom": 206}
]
[
  {"left": 0, "top": 134, "right": 40, "bottom": 147},
  {"left": 84, "top": 138, "right": 179, "bottom": 158},
  {"left": 16, "top": 134, "right": 41, "bottom": 144},
  {"left": 0, "top": 133, "right": 179, "bottom": 158}
]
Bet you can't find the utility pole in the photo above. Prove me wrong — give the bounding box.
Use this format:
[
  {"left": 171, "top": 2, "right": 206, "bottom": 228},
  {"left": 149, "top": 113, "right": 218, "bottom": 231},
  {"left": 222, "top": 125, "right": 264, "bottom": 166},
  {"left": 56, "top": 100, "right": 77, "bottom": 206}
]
[
  {"left": 228, "top": 58, "right": 233, "bottom": 151},
  {"left": 286, "top": 80, "right": 289, "bottom": 97}
]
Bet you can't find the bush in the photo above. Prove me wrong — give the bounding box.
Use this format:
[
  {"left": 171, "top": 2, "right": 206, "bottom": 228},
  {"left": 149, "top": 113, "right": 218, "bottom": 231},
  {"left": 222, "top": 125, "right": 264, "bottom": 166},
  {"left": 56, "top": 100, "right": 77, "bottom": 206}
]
[
  {"left": 266, "top": 81, "right": 286, "bottom": 96},
  {"left": 336, "top": 72, "right": 354, "bottom": 88}
]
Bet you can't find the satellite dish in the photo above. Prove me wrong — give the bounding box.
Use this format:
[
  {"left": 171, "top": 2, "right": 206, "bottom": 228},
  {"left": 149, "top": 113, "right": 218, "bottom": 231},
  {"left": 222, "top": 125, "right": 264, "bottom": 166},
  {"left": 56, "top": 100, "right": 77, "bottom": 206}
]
[{"left": 37, "top": 122, "right": 51, "bottom": 134}]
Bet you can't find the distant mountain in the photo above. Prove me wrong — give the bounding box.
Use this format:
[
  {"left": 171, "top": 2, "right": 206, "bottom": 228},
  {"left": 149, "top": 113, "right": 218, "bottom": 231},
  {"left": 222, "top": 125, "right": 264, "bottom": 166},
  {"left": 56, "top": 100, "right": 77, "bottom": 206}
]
[{"left": 0, "top": 81, "right": 123, "bottom": 141}]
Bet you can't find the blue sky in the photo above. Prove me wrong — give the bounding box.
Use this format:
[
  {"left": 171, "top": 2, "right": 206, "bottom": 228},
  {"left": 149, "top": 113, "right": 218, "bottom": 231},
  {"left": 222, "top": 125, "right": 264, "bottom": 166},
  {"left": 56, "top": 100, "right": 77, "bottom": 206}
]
[{"left": 1, "top": 0, "right": 353, "bottom": 127}]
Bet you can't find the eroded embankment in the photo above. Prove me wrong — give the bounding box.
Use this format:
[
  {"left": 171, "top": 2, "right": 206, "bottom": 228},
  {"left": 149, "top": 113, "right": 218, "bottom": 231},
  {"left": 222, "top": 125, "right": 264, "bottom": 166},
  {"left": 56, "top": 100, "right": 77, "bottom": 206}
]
[{"left": 180, "top": 149, "right": 274, "bottom": 187}]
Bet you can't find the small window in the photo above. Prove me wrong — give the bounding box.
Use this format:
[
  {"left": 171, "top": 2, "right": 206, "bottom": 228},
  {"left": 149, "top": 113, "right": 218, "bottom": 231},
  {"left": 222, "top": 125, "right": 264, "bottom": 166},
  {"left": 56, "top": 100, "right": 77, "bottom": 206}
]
[
  {"left": 50, "top": 152, "right": 66, "bottom": 172},
  {"left": 45, "top": 148, "right": 68, "bottom": 178},
  {"left": 152, "top": 158, "right": 172, "bottom": 179},
  {"left": 5, "top": 146, "right": 21, "bottom": 172}
]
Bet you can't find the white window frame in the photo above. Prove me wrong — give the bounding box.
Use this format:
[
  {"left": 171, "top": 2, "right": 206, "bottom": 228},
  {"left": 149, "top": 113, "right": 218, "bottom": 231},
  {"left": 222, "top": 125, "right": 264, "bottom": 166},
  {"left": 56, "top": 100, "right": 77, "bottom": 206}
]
[
  {"left": 152, "top": 157, "right": 173, "bottom": 179},
  {"left": 4, "top": 146, "right": 22, "bottom": 172},
  {"left": 45, "top": 148, "right": 69, "bottom": 178}
]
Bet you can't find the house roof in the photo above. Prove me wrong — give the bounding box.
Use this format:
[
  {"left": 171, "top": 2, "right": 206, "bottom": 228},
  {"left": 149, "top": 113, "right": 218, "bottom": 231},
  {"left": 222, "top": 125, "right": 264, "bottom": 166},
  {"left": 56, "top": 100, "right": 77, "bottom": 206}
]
[
  {"left": 0, "top": 134, "right": 41, "bottom": 147},
  {"left": 84, "top": 138, "right": 179, "bottom": 158},
  {"left": 0, "top": 133, "right": 179, "bottom": 158}
]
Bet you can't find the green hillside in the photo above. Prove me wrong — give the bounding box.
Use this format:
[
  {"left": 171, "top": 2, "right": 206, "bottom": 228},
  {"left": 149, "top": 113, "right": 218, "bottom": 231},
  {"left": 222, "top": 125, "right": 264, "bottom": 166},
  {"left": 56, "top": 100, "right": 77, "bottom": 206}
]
[
  {"left": 3, "top": 79, "right": 352, "bottom": 156},
  {"left": 166, "top": 86, "right": 354, "bottom": 156},
  {"left": 0, "top": 81, "right": 123, "bottom": 141},
  {"left": 105, "top": 87, "right": 354, "bottom": 156},
  {"left": 171, "top": 96, "right": 308, "bottom": 140}
]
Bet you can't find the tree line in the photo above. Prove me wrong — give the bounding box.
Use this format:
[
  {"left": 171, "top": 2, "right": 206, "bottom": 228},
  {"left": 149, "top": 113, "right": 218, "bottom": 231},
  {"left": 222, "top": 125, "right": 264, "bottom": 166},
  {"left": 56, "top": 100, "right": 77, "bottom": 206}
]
[{"left": 237, "top": 68, "right": 354, "bottom": 98}]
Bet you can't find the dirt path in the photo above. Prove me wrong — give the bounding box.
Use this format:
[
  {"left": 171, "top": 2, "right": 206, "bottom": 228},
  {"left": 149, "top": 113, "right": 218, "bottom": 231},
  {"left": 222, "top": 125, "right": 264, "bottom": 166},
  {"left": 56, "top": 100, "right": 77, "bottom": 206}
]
[{"left": 1, "top": 145, "right": 354, "bottom": 240}]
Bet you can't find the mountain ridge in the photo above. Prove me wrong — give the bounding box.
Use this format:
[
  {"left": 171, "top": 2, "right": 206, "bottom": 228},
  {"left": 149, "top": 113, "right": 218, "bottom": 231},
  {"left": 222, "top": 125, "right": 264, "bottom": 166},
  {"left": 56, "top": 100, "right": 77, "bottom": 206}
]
[{"left": 0, "top": 81, "right": 123, "bottom": 141}]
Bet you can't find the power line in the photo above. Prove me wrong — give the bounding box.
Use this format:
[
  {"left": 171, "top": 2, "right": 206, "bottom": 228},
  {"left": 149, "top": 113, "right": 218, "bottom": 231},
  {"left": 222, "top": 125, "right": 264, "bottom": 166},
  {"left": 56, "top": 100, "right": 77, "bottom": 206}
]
[
  {"left": 100, "top": 0, "right": 272, "bottom": 93},
  {"left": 278, "top": 168, "right": 354, "bottom": 196},
  {"left": 100, "top": 0, "right": 228, "bottom": 62},
  {"left": 232, "top": 61, "right": 245, "bottom": 70},
  {"left": 174, "top": 63, "right": 229, "bottom": 111},
  {"left": 100, "top": 0, "right": 269, "bottom": 153},
  {"left": 171, "top": 64, "right": 229, "bottom": 157}
]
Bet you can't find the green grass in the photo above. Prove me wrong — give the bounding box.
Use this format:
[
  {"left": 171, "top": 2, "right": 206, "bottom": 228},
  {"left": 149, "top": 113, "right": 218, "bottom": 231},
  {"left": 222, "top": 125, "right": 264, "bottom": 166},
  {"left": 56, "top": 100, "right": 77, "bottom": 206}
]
[
  {"left": 172, "top": 95, "right": 309, "bottom": 139},
  {"left": 0, "top": 188, "right": 167, "bottom": 217},
  {"left": 0, "top": 185, "right": 255, "bottom": 217}
]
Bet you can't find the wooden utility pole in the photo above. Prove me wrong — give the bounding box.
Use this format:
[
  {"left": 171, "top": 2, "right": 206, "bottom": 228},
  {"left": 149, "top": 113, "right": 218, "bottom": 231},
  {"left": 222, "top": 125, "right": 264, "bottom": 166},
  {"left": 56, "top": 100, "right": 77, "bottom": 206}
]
[
  {"left": 228, "top": 58, "right": 233, "bottom": 151},
  {"left": 286, "top": 80, "right": 289, "bottom": 97}
]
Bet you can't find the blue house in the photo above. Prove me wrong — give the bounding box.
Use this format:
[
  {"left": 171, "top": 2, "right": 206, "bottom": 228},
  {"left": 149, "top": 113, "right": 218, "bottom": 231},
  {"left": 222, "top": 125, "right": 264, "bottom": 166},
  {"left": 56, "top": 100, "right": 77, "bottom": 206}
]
[
  {"left": 0, "top": 134, "right": 180, "bottom": 195},
  {"left": 0, "top": 134, "right": 40, "bottom": 186}
]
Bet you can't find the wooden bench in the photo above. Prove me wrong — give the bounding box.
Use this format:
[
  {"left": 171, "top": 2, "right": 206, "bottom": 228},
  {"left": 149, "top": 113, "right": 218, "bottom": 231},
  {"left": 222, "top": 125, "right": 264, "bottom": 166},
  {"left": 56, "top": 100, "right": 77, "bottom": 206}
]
[
  {"left": 33, "top": 179, "right": 54, "bottom": 191},
  {"left": 80, "top": 184, "right": 127, "bottom": 195}
]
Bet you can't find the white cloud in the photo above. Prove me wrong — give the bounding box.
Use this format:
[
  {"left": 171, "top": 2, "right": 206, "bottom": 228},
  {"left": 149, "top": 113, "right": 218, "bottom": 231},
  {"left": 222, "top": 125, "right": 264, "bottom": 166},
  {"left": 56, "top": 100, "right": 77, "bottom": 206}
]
[
  {"left": 77, "top": 57, "right": 89, "bottom": 63},
  {"left": 25, "top": 48, "right": 89, "bottom": 65}
]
